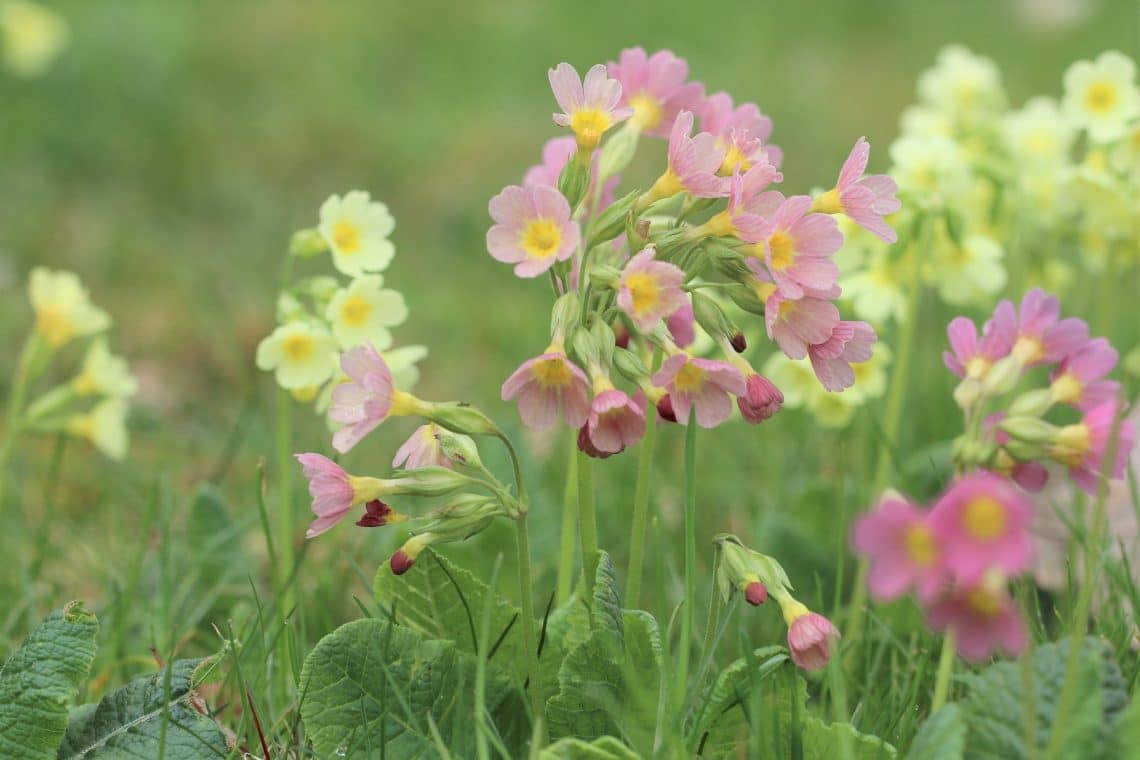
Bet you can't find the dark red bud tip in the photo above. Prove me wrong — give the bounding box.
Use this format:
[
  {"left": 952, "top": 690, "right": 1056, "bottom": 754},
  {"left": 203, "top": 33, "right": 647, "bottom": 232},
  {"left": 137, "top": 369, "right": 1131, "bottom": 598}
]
[
  {"left": 656, "top": 394, "right": 677, "bottom": 423},
  {"left": 745, "top": 581, "right": 768, "bottom": 606},
  {"left": 577, "top": 424, "right": 616, "bottom": 459},
  {"left": 356, "top": 499, "right": 392, "bottom": 528},
  {"left": 390, "top": 550, "right": 415, "bottom": 575},
  {"left": 731, "top": 332, "right": 747, "bottom": 353},
  {"left": 614, "top": 323, "right": 630, "bottom": 350}
]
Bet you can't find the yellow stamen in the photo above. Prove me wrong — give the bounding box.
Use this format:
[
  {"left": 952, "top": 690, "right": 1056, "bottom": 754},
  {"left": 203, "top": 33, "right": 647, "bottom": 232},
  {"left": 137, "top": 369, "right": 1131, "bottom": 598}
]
[
  {"left": 1012, "top": 335, "right": 1045, "bottom": 365},
  {"left": 768, "top": 230, "right": 796, "bottom": 271},
  {"left": 1084, "top": 81, "right": 1118, "bottom": 115},
  {"left": 282, "top": 334, "right": 315, "bottom": 362},
  {"left": 962, "top": 496, "right": 1006, "bottom": 541},
  {"left": 904, "top": 524, "right": 938, "bottom": 567},
  {"left": 332, "top": 220, "right": 361, "bottom": 254},
  {"left": 629, "top": 93, "right": 663, "bottom": 131},
  {"left": 520, "top": 219, "right": 562, "bottom": 260},
  {"left": 570, "top": 108, "right": 612, "bottom": 151},
  {"left": 340, "top": 295, "right": 373, "bottom": 327},
  {"left": 625, "top": 272, "right": 660, "bottom": 316},
  {"left": 718, "top": 143, "right": 751, "bottom": 176}
]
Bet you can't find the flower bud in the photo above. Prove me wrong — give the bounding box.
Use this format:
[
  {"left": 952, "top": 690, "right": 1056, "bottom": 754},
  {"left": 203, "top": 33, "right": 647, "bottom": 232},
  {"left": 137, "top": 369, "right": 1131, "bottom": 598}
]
[
  {"left": 980, "top": 355, "right": 1022, "bottom": 397},
  {"left": 1008, "top": 389, "right": 1054, "bottom": 418},
  {"left": 656, "top": 394, "right": 677, "bottom": 423},
  {"left": 289, "top": 227, "right": 329, "bottom": 258},
  {"left": 738, "top": 373, "right": 783, "bottom": 424},
  {"left": 424, "top": 402, "right": 502, "bottom": 438},
  {"left": 612, "top": 347, "right": 650, "bottom": 385},
  {"left": 557, "top": 150, "right": 591, "bottom": 209},
  {"left": 952, "top": 377, "right": 983, "bottom": 409},
  {"left": 550, "top": 292, "right": 580, "bottom": 342},
  {"left": 596, "top": 122, "right": 639, "bottom": 184},
  {"left": 577, "top": 423, "right": 617, "bottom": 459},
  {"left": 390, "top": 532, "right": 434, "bottom": 575},
  {"left": 745, "top": 580, "right": 768, "bottom": 606},
  {"left": 586, "top": 190, "right": 638, "bottom": 248},
  {"left": 434, "top": 429, "right": 483, "bottom": 470},
  {"left": 691, "top": 291, "right": 741, "bottom": 348},
  {"left": 730, "top": 332, "right": 747, "bottom": 354},
  {"left": 588, "top": 263, "right": 622, "bottom": 289},
  {"left": 388, "top": 466, "right": 472, "bottom": 497},
  {"left": 999, "top": 415, "right": 1059, "bottom": 445}
]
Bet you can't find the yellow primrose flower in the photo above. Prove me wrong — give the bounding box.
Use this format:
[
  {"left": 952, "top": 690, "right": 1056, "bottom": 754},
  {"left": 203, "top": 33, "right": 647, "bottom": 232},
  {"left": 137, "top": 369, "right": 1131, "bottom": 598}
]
[
  {"left": 324, "top": 275, "right": 408, "bottom": 351},
  {"left": 806, "top": 390, "right": 859, "bottom": 429},
  {"left": 1002, "top": 97, "right": 1075, "bottom": 167},
  {"left": 1110, "top": 123, "right": 1140, "bottom": 179},
  {"left": 256, "top": 321, "right": 337, "bottom": 390},
  {"left": 843, "top": 249, "right": 909, "bottom": 326},
  {"left": 889, "top": 135, "right": 971, "bottom": 209},
  {"left": 0, "top": 1, "right": 68, "bottom": 78},
  {"left": 67, "top": 398, "right": 128, "bottom": 460},
  {"left": 72, "top": 338, "right": 137, "bottom": 398},
  {"left": 28, "top": 268, "right": 110, "bottom": 347},
  {"left": 318, "top": 191, "right": 396, "bottom": 277},
  {"left": 917, "top": 46, "right": 1006, "bottom": 126},
  {"left": 899, "top": 105, "right": 955, "bottom": 139},
  {"left": 762, "top": 352, "right": 821, "bottom": 410},
  {"left": 1062, "top": 50, "right": 1140, "bottom": 143},
  {"left": 923, "top": 226, "right": 1007, "bottom": 306}
]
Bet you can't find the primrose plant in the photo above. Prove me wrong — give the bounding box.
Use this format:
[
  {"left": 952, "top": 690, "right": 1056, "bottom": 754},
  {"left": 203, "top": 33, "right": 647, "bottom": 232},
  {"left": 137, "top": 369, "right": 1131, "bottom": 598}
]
[{"left": 283, "top": 46, "right": 901, "bottom": 756}]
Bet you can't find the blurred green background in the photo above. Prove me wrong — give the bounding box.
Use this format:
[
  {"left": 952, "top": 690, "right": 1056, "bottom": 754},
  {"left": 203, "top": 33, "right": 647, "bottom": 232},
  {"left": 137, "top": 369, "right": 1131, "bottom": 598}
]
[{"left": 0, "top": 0, "right": 1138, "bottom": 702}]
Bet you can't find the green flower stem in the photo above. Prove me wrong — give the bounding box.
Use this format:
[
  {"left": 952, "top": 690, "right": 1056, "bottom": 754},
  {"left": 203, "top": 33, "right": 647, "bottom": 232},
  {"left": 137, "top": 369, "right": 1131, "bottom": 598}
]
[
  {"left": 514, "top": 514, "right": 545, "bottom": 725},
  {"left": 557, "top": 438, "right": 579, "bottom": 605},
  {"left": 577, "top": 450, "right": 599, "bottom": 593},
  {"left": 699, "top": 548, "right": 723, "bottom": 665},
  {"left": 0, "top": 335, "right": 43, "bottom": 515},
  {"left": 677, "top": 416, "right": 698, "bottom": 700},
  {"left": 625, "top": 410, "right": 657, "bottom": 609},
  {"left": 931, "top": 627, "right": 957, "bottom": 712}
]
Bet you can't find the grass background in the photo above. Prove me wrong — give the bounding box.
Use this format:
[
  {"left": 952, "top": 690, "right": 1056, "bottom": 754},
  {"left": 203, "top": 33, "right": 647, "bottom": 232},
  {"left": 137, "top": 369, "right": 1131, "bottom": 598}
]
[{"left": 1, "top": 0, "right": 1139, "bottom": 753}]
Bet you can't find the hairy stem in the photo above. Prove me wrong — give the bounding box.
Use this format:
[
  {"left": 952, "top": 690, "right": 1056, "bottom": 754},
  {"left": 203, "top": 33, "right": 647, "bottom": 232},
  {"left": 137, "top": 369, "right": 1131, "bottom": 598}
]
[
  {"left": 677, "top": 416, "right": 698, "bottom": 700},
  {"left": 577, "top": 450, "right": 598, "bottom": 593},
  {"left": 625, "top": 411, "right": 658, "bottom": 609},
  {"left": 514, "top": 516, "right": 545, "bottom": 725},
  {"left": 557, "top": 438, "right": 579, "bottom": 605}
]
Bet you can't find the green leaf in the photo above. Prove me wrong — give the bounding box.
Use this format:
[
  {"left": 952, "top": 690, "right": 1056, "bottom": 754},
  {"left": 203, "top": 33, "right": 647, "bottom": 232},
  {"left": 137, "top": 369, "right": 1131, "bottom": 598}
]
[
  {"left": 959, "top": 637, "right": 1127, "bottom": 760},
  {"left": 0, "top": 602, "right": 99, "bottom": 760},
  {"left": 905, "top": 705, "right": 965, "bottom": 760},
  {"left": 1109, "top": 694, "right": 1140, "bottom": 755},
  {"left": 545, "top": 552, "right": 661, "bottom": 754},
  {"left": 689, "top": 645, "right": 787, "bottom": 744},
  {"left": 696, "top": 661, "right": 804, "bottom": 759},
  {"left": 801, "top": 716, "right": 897, "bottom": 760},
  {"left": 539, "top": 735, "right": 643, "bottom": 759},
  {"left": 299, "top": 617, "right": 513, "bottom": 759},
  {"left": 57, "top": 656, "right": 230, "bottom": 759}
]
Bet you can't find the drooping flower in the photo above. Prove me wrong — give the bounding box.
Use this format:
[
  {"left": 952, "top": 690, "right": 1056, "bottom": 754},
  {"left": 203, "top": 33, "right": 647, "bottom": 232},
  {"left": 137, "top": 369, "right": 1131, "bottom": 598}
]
[
  {"left": 852, "top": 494, "right": 944, "bottom": 602},
  {"left": 754, "top": 196, "right": 843, "bottom": 300},
  {"left": 28, "top": 268, "right": 110, "bottom": 348},
  {"left": 607, "top": 47, "right": 704, "bottom": 137},
  {"left": 325, "top": 275, "right": 408, "bottom": 351},
  {"left": 66, "top": 398, "right": 128, "bottom": 460},
  {"left": 1048, "top": 398, "right": 1135, "bottom": 494},
  {"left": 585, "top": 387, "right": 646, "bottom": 454},
  {"left": 500, "top": 345, "right": 591, "bottom": 429},
  {"left": 692, "top": 164, "right": 782, "bottom": 242},
  {"left": 666, "top": 303, "right": 696, "bottom": 348},
  {"left": 318, "top": 191, "right": 396, "bottom": 277},
  {"left": 390, "top": 532, "right": 435, "bottom": 575},
  {"left": 72, "top": 338, "right": 138, "bottom": 398},
  {"left": 811, "top": 137, "right": 901, "bottom": 243},
  {"left": 616, "top": 247, "right": 688, "bottom": 332},
  {"left": 256, "top": 321, "right": 338, "bottom": 391},
  {"left": 393, "top": 424, "right": 452, "bottom": 470},
  {"left": 486, "top": 184, "right": 580, "bottom": 278},
  {"left": 927, "top": 472, "right": 1034, "bottom": 586},
  {"left": 1049, "top": 337, "right": 1119, "bottom": 410},
  {"left": 651, "top": 353, "right": 745, "bottom": 428},
  {"left": 549, "top": 62, "right": 632, "bottom": 151},
  {"left": 328, "top": 344, "right": 423, "bottom": 452},
  {"left": 781, "top": 601, "right": 841, "bottom": 672},
  {"left": 924, "top": 580, "right": 1026, "bottom": 662},
  {"left": 736, "top": 372, "right": 783, "bottom": 424},
  {"left": 523, "top": 136, "right": 618, "bottom": 210},
  {"left": 807, "top": 321, "right": 877, "bottom": 392},
  {"left": 1062, "top": 50, "right": 1140, "bottom": 143},
  {"left": 297, "top": 453, "right": 413, "bottom": 537},
  {"left": 637, "top": 110, "right": 727, "bottom": 208}
]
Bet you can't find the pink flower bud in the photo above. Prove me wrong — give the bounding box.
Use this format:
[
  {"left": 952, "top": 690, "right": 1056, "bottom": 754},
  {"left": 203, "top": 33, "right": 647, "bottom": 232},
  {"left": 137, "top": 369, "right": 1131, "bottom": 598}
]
[
  {"left": 737, "top": 373, "right": 783, "bottom": 424},
  {"left": 730, "top": 331, "right": 747, "bottom": 353},
  {"left": 656, "top": 394, "right": 677, "bottom": 423},
  {"left": 577, "top": 424, "right": 617, "bottom": 459},
  {"left": 390, "top": 549, "right": 415, "bottom": 575},
  {"left": 745, "top": 581, "right": 768, "bottom": 606},
  {"left": 787, "top": 612, "right": 840, "bottom": 671}
]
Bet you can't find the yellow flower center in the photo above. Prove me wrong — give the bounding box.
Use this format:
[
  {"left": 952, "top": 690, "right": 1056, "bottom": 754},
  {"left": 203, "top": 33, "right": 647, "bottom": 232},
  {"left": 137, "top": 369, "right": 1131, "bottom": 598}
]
[
  {"left": 532, "top": 356, "right": 572, "bottom": 388},
  {"left": 1084, "top": 81, "right": 1118, "bottom": 115},
  {"left": 750, "top": 278, "right": 777, "bottom": 303},
  {"left": 768, "top": 230, "right": 796, "bottom": 271},
  {"left": 812, "top": 188, "right": 843, "bottom": 215},
  {"left": 629, "top": 93, "right": 663, "bottom": 131},
  {"left": 701, "top": 210, "right": 737, "bottom": 239},
  {"left": 332, "top": 220, "right": 361, "bottom": 254},
  {"left": 718, "top": 143, "right": 751, "bottom": 176},
  {"left": 1050, "top": 372, "right": 1083, "bottom": 404},
  {"left": 340, "top": 294, "right": 372, "bottom": 327},
  {"left": 570, "top": 108, "right": 612, "bottom": 150},
  {"left": 673, "top": 361, "right": 706, "bottom": 392},
  {"left": 1012, "top": 335, "right": 1045, "bottom": 365},
  {"left": 35, "top": 306, "right": 73, "bottom": 346},
  {"left": 625, "top": 272, "right": 660, "bottom": 316},
  {"left": 904, "top": 523, "right": 937, "bottom": 567},
  {"left": 962, "top": 496, "right": 1006, "bottom": 541},
  {"left": 521, "top": 219, "right": 562, "bottom": 260},
  {"left": 282, "top": 333, "right": 315, "bottom": 362},
  {"left": 965, "top": 356, "right": 991, "bottom": 379},
  {"left": 966, "top": 587, "right": 1003, "bottom": 618},
  {"left": 1051, "top": 423, "right": 1091, "bottom": 467}
]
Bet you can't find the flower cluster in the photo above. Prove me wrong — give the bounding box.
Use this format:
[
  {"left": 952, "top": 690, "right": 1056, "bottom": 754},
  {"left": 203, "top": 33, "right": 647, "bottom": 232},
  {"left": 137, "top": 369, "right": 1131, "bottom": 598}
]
[
  {"left": 945, "top": 288, "right": 1134, "bottom": 495},
  {"left": 715, "top": 535, "right": 841, "bottom": 671},
  {"left": 838, "top": 47, "right": 1140, "bottom": 327},
  {"left": 489, "top": 47, "right": 897, "bottom": 454},
  {"left": 17, "top": 268, "right": 135, "bottom": 460},
  {"left": 853, "top": 473, "right": 1033, "bottom": 661},
  {"left": 256, "top": 191, "right": 426, "bottom": 418}
]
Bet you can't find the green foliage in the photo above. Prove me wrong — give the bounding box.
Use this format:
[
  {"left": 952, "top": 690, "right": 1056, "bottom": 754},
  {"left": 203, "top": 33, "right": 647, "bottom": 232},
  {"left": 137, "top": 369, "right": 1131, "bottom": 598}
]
[
  {"left": 299, "top": 617, "right": 514, "bottom": 758},
  {"left": 57, "top": 656, "right": 230, "bottom": 759},
  {"left": 801, "top": 716, "right": 897, "bottom": 760},
  {"left": 905, "top": 705, "right": 966, "bottom": 760},
  {"left": 545, "top": 552, "right": 662, "bottom": 753},
  {"left": 539, "top": 735, "right": 643, "bottom": 759},
  {"left": 0, "top": 602, "right": 99, "bottom": 760}
]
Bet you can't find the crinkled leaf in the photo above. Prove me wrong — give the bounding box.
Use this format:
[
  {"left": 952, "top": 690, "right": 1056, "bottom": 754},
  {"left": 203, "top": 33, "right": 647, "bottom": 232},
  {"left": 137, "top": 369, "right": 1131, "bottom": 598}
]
[
  {"left": 539, "top": 734, "right": 642, "bottom": 759},
  {"left": 0, "top": 602, "right": 99, "bottom": 760},
  {"left": 801, "top": 716, "right": 896, "bottom": 760},
  {"left": 689, "top": 645, "right": 787, "bottom": 742},
  {"left": 299, "top": 617, "right": 512, "bottom": 759},
  {"left": 905, "top": 705, "right": 965, "bottom": 760},
  {"left": 959, "top": 637, "right": 1126, "bottom": 760},
  {"left": 696, "top": 662, "right": 804, "bottom": 758},
  {"left": 57, "top": 656, "right": 230, "bottom": 759}
]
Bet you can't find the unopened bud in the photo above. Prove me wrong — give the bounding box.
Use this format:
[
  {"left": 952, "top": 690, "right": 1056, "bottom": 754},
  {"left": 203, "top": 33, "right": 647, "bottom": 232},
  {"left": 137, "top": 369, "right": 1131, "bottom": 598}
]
[
  {"left": 656, "top": 394, "right": 677, "bottom": 423},
  {"left": 952, "top": 377, "right": 983, "bottom": 409},
  {"left": 390, "top": 532, "right": 434, "bottom": 576},
  {"left": 738, "top": 373, "right": 783, "bottom": 424},
  {"left": 745, "top": 580, "right": 768, "bottom": 606},
  {"left": 550, "top": 292, "right": 580, "bottom": 341},
  {"left": 980, "top": 355, "right": 1023, "bottom": 398},
  {"left": 612, "top": 348, "right": 650, "bottom": 384},
  {"left": 587, "top": 190, "right": 638, "bottom": 249},
  {"left": 435, "top": 429, "right": 483, "bottom": 469},
  {"left": 999, "top": 415, "right": 1059, "bottom": 444},
  {"left": 289, "top": 227, "right": 329, "bottom": 258},
  {"left": 1008, "top": 389, "right": 1054, "bottom": 418},
  {"left": 730, "top": 332, "right": 747, "bottom": 354},
  {"left": 390, "top": 466, "right": 472, "bottom": 497},
  {"left": 424, "top": 402, "right": 502, "bottom": 438},
  {"left": 597, "top": 123, "right": 639, "bottom": 183},
  {"left": 557, "top": 150, "right": 591, "bottom": 209}
]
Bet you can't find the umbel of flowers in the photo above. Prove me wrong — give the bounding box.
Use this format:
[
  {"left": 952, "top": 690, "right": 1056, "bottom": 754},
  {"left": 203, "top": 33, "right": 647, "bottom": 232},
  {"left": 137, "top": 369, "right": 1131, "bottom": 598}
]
[
  {"left": 853, "top": 288, "right": 1135, "bottom": 662},
  {"left": 490, "top": 52, "right": 899, "bottom": 455},
  {"left": 1, "top": 268, "right": 136, "bottom": 467},
  {"left": 838, "top": 46, "right": 1140, "bottom": 332}
]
